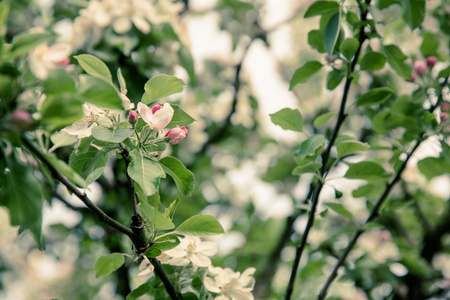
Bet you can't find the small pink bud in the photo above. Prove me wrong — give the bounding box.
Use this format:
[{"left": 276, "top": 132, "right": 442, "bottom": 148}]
[
  {"left": 165, "top": 126, "right": 188, "bottom": 144},
  {"left": 152, "top": 104, "right": 162, "bottom": 114},
  {"left": 325, "top": 54, "right": 332, "bottom": 63},
  {"left": 408, "top": 74, "right": 416, "bottom": 82},
  {"left": 128, "top": 111, "right": 138, "bottom": 124},
  {"left": 426, "top": 56, "right": 437, "bottom": 68},
  {"left": 413, "top": 60, "right": 427, "bottom": 76},
  {"left": 441, "top": 102, "right": 450, "bottom": 112},
  {"left": 9, "top": 109, "right": 33, "bottom": 130},
  {"left": 57, "top": 57, "right": 70, "bottom": 66},
  {"left": 441, "top": 112, "right": 449, "bottom": 122}
]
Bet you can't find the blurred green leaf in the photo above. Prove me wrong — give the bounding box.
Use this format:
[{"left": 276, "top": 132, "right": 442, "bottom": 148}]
[
  {"left": 126, "top": 282, "right": 152, "bottom": 300},
  {"left": 298, "top": 134, "right": 326, "bottom": 159},
  {"left": 420, "top": 32, "right": 439, "bottom": 58},
  {"left": 337, "top": 140, "right": 370, "bottom": 158},
  {"left": 41, "top": 93, "right": 84, "bottom": 128},
  {"left": 292, "top": 162, "right": 322, "bottom": 175},
  {"left": 8, "top": 31, "right": 55, "bottom": 59},
  {"left": 69, "top": 146, "right": 109, "bottom": 187},
  {"left": 79, "top": 75, "right": 123, "bottom": 109},
  {"left": 356, "top": 87, "right": 394, "bottom": 106},
  {"left": 325, "top": 203, "right": 353, "bottom": 219},
  {"left": 360, "top": 52, "right": 387, "bottom": 71},
  {"left": 304, "top": 1, "right": 339, "bottom": 18},
  {"left": 313, "top": 112, "right": 336, "bottom": 128},
  {"left": 153, "top": 235, "right": 180, "bottom": 251},
  {"left": 94, "top": 253, "right": 125, "bottom": 277},
  {"left": 269, "top": 108, "right": 303, "bottom": 132},
  {"left": 167, "top": 104, "right": 196, "bottom": 128},
  {"left": 176, "top": 215, "right": 224, "bottom": 237},
  {"left": 339, "top": 38, "right": 359, "bottom": 60},
  {"left": 324, "top": 11, "right": 341, "bottom": 55},
  {"left": 417, "top": 157, "right": 450, "bottom": 180},
  {"left": 144, "top": 247, "right": 162, "bottom": 258},
  {"left": 353, "top": 183, "right": 386, "bottom": 198},
  {"left": 308, "top": 30, "right": 326, "bottom": 53},
  {"left": 345, "top": 161, "right": 389, "bottom": 181},
  {"left": 326, "top": 68, "right": 345, "bottom": 90},
  {"left": 75, "top": 54, "right": 112, "bottom": 82},
  {"left": 384, "top": 44, "right": 412, "bottom": 79},
  {"left": 44, "top": 69, "right": 76, "bottom": 94},
  {"left": 159, "top": 156, "right": 195, "bottom": 197},
  {"left": 401, "top": 0, "right": 425, "bottom": 30},
  {"left": 138, "top": 202, "right": 175, "bottom": 230},
  {"left": 289, "top": 61, "right": 323, "bottom": 89}
]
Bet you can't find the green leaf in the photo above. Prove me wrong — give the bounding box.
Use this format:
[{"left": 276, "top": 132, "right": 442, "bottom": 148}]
[
  {"left": 117, "top": 68, "right": 127, "bottom": 92},
  {"left": 135, "top": 182, "right": 160, "bottom": 208},
  {"left": 142, "top": 74, "right": 186, "bottom": 104},
  {"left": 420, "top": 32, "right": 439, "bottom": 58},
  {"left": 297, "top": 134, "right": 326, "bottom": 159},
  {"left": 43, "top": 69, "right": 77, "bottom": 94},
  {"left": 326, "top": 68, "right": 345, "bottom": 90},
  {"left": 417, "top": 157, "right": 450, "bottom": 180},
  {"left": 91, "top": 126, "right": 134, "bottom": 143},
  {"left": 138, "top": 202, "right": 175, "bottom": 230},
  {"left": 401, "top": 0, "right": 425, "bottom": 30},
  {"left": 325, "top": 203, "right": 353, "bottom": 219},
  {"left": 69, "top": 147, "right": 109, "bottom": 186},
  {"left": 176, "top": 215, "right": 224, "bottom": 237},
  {"left": 324, "top": 11, "right": 341, "bottom": 55},
  {"left": 49, "top": 130, "right": 78, "bottom": 152},
  {"left": 79, "top": 75, "right": 123, "bottom": 109},
  {"left": 292, "top": 162, "right": 322, "bottom": 175},
  {"left": 159, "top": 156, "right": 195, "bottom": 197},
  {"left": 337, "top": 140, "right": 370, "bottom": 158},
  {"left": 269, "top": 108, "right": 303, "bottom": 132},
  {"left": 289, "top": 61, "right": 323, "bottom": 90},
  {"left": 44, "top": 154, "right": 87, "bottom": 188},
  {"left": 126, "top": 282, "right": 153, "bottom": 300},
  {"left": 0, "top": 153, "right": 45, "bottom": 248},
  {"left": 384, "top": 44, "right": 412, "bottom": 79},
  {"left": 164, "top": 197, "right": 181, "bottom": 220},
  {"left": 127, "top": 150, "right": 165, "bottom": 196},
  {"left": 144, "top": 247, "right": 162, "bottom": 258},
  {"left": 437, "top": 66, "right": 450, "bottom": 79},
  {"left": 345, "top": 161, "right": 389, "bottom": 181},
  {"left": 8, "top": 31, "right": 55, "bottom": 59},
  {"left": 41, "top": 93, "right": 84, "bottom": 128},
  {"left": 153, "top": 235, "right": 180, "bottom": 251},
  {"left": 356, "top": 87, "right": 394, "bottom": 107},
  {"left": 304, "top": 1, "right": 339, "bottom": 18},
  {"left": 360, "top": 52, "right": 387, "bottom": 71},
  {"left": 94, "top": 253, "right": 125, "bottom": 277},
  {"left": 167, "top": 104, "right": 196, "bottom": 128},
  {"left": 352, "top": 183, "right": 386, "bottom": 198},
  {"left": 313, "top": 112, "right": 336, "bottom": 128},
  {"left": 308, "top": 30, "right": 326, "bottom": 53},
  {"left": 74, "top": 54, "right": 112, "bottom": 82},
  {"left": 339, "top": 38, "right": 359, "bottom": 60}
]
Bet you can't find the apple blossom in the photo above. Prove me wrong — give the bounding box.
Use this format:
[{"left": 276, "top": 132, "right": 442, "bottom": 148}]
[
  {"left": 63, "top": 103, "right": 113, "bottom": 138},
  {"left": 441, "top": 112, "right": 449, "bottom": 122},
  {"left": 426, "top": 56, "right": 437, "bottom": 68},
  {"left": 29, "top": 43, "right": 73, "bottom": 80},
  {"left": 204, "top": 266, "right": 256, "bottom": 300},
  {"left": 166, "top": 126, "right": 188, "bottom": 144},
  {"left": 128, "top": 111, "right": 138, "bottom": 124},
  {"left": 137, "top": 102, "right": 174, "bottom": 130},
  {"left": 441, "top": 102, "right": 449, "bottom": 112},
  {"left": 9, "top": 109, "right": 33, "bottom": 130},
  {"left": 162, "top": 236, "right": 217, "bottom": 268}
]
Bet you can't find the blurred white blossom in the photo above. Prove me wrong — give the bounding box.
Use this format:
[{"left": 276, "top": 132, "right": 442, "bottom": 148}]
[
  {"left": 29, "top": 43, "right": 72, "bottom": 80},
  {"left": 358, "top": 229, "right": 400, "bottom": 263},
  {"left": 63, "top": 103, "right": 113, "bottom": 138},
  {"left": 204, "top": 266, "right": 256, "bottom": 300}
]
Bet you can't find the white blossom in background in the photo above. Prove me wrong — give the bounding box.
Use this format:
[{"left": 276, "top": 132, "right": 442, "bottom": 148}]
[
  {"left": 137, "top": 256, "right": 154, "bottom": 278},
  {"left": 358, "top": 229, "right": 400, "bottom": 263},
  {"left": 162, "top": 236, "right": 217, "bottom": 267},
  {"left": 204, "top": 266, "right": 256, "bottom": 300},
  {"left": 63, "top": 103, "right": 113, "bottom": 138},
  {"left": 28, "top": 43, "right": 73, "bottom": 80}
]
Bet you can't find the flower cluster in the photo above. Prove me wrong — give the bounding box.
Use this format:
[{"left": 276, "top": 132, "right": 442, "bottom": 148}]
[{"left": 138, "top": 236, "right": 256, "bottom": 299}]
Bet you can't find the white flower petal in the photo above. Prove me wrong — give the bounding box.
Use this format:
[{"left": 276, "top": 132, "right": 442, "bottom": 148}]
[
  {"left": 196, "top": 241, "right": 218, "bottom": 256},
  {"left": 204, "top": 277, "right": 221, "bottom": 293},
  {"left": 190, "top": 253, "right": 212, "bottom": 267}
]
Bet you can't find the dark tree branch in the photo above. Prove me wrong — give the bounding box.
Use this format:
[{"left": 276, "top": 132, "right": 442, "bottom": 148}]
[
  {"left": 284, "top": 2, "right": 371, "bottom": 299},
  {"left": 150, "top": 257, "right": 183, "bottom": 300}
]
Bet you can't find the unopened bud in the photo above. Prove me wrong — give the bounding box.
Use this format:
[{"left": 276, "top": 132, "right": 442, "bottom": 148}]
[
  {"left": 441, "top": 112, "right": 449, "bottom": 122},
  {"left": 165, "top": 126, "right": 188, "bottom": 144},
  {"left": 10, "top": 109, "right": 33, "bottom": 130},
  {"left": 426, "top": 56, "right": 437, "bottom": 68},
  {"left": 128, "top": 111, "right": 138, "bottom": 124},
  {"left": 413, "top": 60, "right": 427, "bottom": 76}
]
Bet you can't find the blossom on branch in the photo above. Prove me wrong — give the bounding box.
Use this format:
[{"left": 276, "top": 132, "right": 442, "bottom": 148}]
[
  {"left": 204, "top": 266, "right": 256, "bottom": 300},
  {"left": 63, "top": 103, "right": 113, "bottom": 138},
  {"left": 138, "top": 102, "right": 174, "bottom": 130},
  {"left": 162, "top": 236, "right": 217, "bottom": 268}
]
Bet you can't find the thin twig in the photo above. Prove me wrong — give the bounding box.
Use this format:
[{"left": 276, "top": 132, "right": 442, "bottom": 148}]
[
  {"left": 23, "top": 137, "right": 135, "bottom": 237},
  {"left": 284, "top": 2, "right": 370, "bottom": 298}
]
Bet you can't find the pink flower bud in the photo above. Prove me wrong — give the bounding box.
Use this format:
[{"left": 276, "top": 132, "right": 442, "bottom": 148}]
[
  {"left": 128, "top": 111, "right": 138, "bottom": 124},
  {"left": 413, "top": 60, "right": 427, "bottom": 76},
  {"left": 57, "top": 57, "right": 70, "bottom": 66},
  {"left": 426, "top": 56, "right": 437, "bottom": 68},
  {"left": 407, "top": 74, "right": 416, "bottom": 82},
  {"left": 441, "top": 112, "right": 449, "bottom": 122},
  {"left": 152, "top": 104, "right": 162, "bottom": 114},
  {"left": 441, "top": 102, "right": 449, "bottom": 112},
  {"left": 166, "top": 126, "right": 188, "bottom": 144},
  {"left": 9, "top": 109, "right": 33, "bottom": 130}
]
